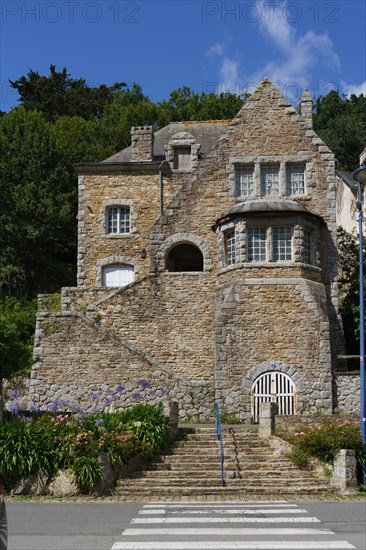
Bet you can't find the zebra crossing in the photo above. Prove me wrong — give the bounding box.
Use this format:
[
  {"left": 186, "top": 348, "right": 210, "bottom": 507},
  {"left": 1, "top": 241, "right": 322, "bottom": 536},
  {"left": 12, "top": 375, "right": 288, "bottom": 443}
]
[{"left": 111, "top": 501, "right": 356, "bottom": 549}]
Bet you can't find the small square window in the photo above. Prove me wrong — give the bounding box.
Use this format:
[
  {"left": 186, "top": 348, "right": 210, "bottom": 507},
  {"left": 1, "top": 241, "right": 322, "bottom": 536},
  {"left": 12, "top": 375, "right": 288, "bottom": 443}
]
[
  {"left": 174, "top": 147, "right": 191, "bottom": 170},
  {"left": 261, "top": 166, "right": 279, "bottom": 196},
  {"left": 287, "top": 166, "right": 305, "bottom": 195},
  {"left": 235, "top": 167, "right": 254, "bottom": 197},
  {"left": 248, "top": 228, "right": 266, "bottom": 261},
  {"left": 107, "top": 207, "right": 130, "bottom": 234},
  {"left": 225, "top": 229, "right": 236, "bottom": 266},
  {"left": 273, "top": 227, "right": 292, "bottom": 261}
]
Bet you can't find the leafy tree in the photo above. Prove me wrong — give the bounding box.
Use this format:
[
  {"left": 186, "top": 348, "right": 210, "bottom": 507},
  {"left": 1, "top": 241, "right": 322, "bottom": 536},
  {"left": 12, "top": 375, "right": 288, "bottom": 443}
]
[
  {"left": 0, "top": 312, "right": 32, "bottom": 422},
  {"left": 337, "top": 227, "right": 366, "bottom": 357},
  {"left": 156, "top": 86, "right": 249, "bottom": 127},
  {"left": 9, "top": 65, "right": 126, "bottom": 121},
  {"left": 98, "top": 84, "right": 159, "bottom": 151},
  {"left": 314, "top": 91, "right": 366, "bottom": 171},
  {"left": 0, "top": 107, "right": 76, "bottom": 297}
]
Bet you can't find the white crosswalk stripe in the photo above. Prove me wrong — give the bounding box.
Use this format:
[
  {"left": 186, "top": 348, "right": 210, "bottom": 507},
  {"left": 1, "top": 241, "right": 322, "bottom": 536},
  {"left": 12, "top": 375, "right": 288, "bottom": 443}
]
[{"left": 111, "top": 501, "right": 356, "bottom": 550}]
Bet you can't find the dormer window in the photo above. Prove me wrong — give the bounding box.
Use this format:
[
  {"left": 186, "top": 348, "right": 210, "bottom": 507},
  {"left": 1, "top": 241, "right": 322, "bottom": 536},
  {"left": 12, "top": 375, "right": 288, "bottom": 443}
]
[
  {"left": 174, "top": 147, "right": 191, "bottom": 171},
  {"left": 107, "top": 207, "right": 130, "bottom": 234}
]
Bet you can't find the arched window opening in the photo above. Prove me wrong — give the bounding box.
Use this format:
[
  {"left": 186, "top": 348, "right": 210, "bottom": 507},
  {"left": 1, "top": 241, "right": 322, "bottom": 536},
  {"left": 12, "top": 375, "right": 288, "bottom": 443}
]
[
  {"left": 102, "top": 264, "right": 134, "bottom": 287},
  {"left": 165, "top": 244, "right": 204, "bottom": 272}
]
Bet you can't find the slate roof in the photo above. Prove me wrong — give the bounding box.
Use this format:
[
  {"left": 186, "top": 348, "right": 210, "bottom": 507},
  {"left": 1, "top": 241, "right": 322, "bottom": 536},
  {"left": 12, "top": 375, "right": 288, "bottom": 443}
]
[{"left": 102, "top": 120, "right": 231, "bottom": 163}]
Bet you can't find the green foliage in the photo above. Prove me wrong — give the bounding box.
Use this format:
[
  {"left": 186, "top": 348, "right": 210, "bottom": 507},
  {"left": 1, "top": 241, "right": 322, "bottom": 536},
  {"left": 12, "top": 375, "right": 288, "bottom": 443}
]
[
  {"left": 0, "top": 418, "right": 60, "bottom": 490},
  {"left": 284, "top": 419, "right": 364, "bottom": 468},
  {"left": 314, "top": 90, "right": 366, "bottom": 171},
  {"left": 219, "top": 411, "right": 242, "bottom": 424},
  {"left": 0, "top": 403, "right": 171, "bottom": 493},
  {"left": 0, "top": 107, "right": 76, "bottom": 296},
  {"left": 9, "top": 65, "right": 125, "bottom": 122},
  {"left": 337, "top": 227, "right": 366, "bottom": 354},
  {"left": 69, "top": 456, "right": 103, "bottom": 494}
]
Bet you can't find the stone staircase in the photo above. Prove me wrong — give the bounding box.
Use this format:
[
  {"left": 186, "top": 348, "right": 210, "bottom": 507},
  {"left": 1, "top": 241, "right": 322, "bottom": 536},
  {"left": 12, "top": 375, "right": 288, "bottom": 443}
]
[{"left": 116, "top": 426, "right": 336, "bottom": 499}]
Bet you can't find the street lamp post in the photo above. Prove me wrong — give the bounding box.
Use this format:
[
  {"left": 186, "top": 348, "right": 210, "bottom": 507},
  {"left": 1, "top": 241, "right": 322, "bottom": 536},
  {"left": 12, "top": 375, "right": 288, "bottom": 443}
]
[{"left": 352, "top": 164, "right": 366, "bottom": 482}]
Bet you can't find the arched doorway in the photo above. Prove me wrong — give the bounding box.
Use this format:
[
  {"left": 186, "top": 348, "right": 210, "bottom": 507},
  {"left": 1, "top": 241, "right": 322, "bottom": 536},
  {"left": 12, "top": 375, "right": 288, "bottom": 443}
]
[
  {"left": 165, "top": 243, "right": 204, "bottom": 272},
  {"left": 251, "top": 371, "right": 296, "bottom": 423}
]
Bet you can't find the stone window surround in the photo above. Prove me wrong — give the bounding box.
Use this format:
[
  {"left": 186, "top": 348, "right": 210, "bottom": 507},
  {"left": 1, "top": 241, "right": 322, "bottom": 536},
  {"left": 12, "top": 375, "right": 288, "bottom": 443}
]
[
  {"left": 217, "top": 216, "right": 320, "bottom": 271},
  {"left": 157, "top": 233, "right": 213, "bottom": 273},
  {"left": 99, "top": 199, "right": 137, "bottom": 237},
  {"left": 165, "top": 132, "right": 201, "bottom": 173},
  {"left": 227, "top": 156, "right": 314, "bottom": 199},
  {"left": 95, "top": 255, "right": 140, "bottom": 287}
]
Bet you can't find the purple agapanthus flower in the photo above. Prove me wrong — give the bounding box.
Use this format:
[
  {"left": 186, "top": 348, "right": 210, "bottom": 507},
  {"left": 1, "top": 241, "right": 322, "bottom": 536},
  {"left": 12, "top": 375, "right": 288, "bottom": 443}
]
[
  {"left": 8, "top": 399, "right": 21, "bottom": 414},
  {"left": 91, "top": 392, "right": 100, "bottom": 401},
  {"left": 9, "top": 389, "right": 22, "bottom": 399},
  {"left": 48, "top": 401, "right": 59, "bottom": 412},
  {"left": 115, "top": 385, "right": 125, "bottom": 393},
  {"left": 95, "top": 418, "right": 104, "bottom": 426},
  {"left": 136, "top": 379, "right": 151, "bottom": 389},
  {"left": 131, "top": 392, "right": 143, "bottom": 401},
  {"left": 27, "top": 401, "right": 41, "bottom": 413}
]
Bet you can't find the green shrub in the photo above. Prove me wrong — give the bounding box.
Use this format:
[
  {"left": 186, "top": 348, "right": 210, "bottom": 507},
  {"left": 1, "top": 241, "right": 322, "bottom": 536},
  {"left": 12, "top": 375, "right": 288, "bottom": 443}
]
[
  {"left": 70, "top": 456, "right": 103, "bottom": 493},
  {"left": 0, "top": 418, "right": 60, "bottom": 490},
  {"left": 0, "top": 403, "right": 172, "bottom": 493},
  {"left": 284, "top": 419, "right": 365, "bottom": 468}
]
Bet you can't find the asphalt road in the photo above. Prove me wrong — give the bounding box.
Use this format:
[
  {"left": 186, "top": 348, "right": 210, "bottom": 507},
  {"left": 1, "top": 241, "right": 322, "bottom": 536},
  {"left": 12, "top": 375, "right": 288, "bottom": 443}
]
[{"left": 6, "top": 500, "right": 366, "bottom": 550}]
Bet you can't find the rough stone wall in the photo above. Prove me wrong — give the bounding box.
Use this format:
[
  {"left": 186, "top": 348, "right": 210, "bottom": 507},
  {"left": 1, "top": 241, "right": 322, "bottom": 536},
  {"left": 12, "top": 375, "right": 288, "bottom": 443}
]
[
  {"left": 333, "top": 372, "right": 361, "bottom": 413},
  {"left": 31, "top": 313, "right": 214, "bottom": 420},
  {"left": 215, "top": 277, "right": 333, "bottom": 416},
  {"left": 87, "top": 273, "right": 216, "bottom": 382}
]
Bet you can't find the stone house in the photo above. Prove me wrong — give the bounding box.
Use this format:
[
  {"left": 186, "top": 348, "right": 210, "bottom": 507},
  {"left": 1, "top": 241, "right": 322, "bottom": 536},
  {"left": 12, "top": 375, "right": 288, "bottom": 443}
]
[{"left": 31, "top": 79, "right": 352, "bottom": 421}]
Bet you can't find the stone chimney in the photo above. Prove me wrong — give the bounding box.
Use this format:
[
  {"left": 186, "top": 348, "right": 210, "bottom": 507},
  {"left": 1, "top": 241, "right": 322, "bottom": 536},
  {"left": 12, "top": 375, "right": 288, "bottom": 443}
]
[
  {"left": 131, "top": 126, "right": 154, "bottom": 161},
  {"left": 299, "top": 89, "right": 313, "bottom": 129}
]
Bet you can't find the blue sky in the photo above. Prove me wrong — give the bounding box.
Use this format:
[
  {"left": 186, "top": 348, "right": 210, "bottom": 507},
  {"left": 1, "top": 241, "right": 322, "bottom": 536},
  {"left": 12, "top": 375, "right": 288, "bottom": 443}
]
[{"left": 1, "top": 0, "right": 365, "bottom": 112}]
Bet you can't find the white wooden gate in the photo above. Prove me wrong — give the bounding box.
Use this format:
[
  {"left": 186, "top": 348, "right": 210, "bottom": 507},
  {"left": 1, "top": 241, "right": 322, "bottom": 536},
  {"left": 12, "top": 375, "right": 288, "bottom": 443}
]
[{"left": 251, "top": 371, "right": 296, "bottom": 423}]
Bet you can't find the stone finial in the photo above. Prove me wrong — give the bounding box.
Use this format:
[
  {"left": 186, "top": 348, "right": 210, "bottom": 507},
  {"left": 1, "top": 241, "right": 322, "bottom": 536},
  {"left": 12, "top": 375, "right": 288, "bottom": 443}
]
[
  {"left": 299, "top": 89, "right": 313, "bottom": 129},
  {"left": 131, "top": 126, "right": 154, "bottom": 161},
  {"left": 258, "top": 401, "right": 279, "bottom": 437},
  {"left": 332, "top": 449, "right": 358, "bottom": 494}
]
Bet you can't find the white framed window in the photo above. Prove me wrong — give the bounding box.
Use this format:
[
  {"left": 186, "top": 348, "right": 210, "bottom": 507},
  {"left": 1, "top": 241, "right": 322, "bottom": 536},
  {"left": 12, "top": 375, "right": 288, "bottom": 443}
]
[
  {"left": 107, "top": 207, "right": 130, "bottom": 235},
  {"left": 304, "top": 229, "right": 311, "bottom": 263},
  {"left": 173, "top": 147, "right": 191, "bottom": 170},
  {"left": 102, "top": 264, "right": 134, "bottom": 287},
  {"left": 248, "top": 228, "right": 266, "bottom": 262},
  {"left": 225, "top": 229, "right": 237, "bottom": 266},
  {"left": 235, "top": 167, "right": 254, "bottom": 197},
  {"left": 261, "top": 166, "right": 279, "bottom": 196},
  {"left": 273, "top": 227, "right": 292, "bottom": 261},
  {"left": 286, "top": 166, "right": 305, "bottom": 195}
]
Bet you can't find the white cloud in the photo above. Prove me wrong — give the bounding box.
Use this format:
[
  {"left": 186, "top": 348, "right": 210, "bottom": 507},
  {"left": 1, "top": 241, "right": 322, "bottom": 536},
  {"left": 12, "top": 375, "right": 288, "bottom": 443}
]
[
  {"left": 206, "top": 1, "right": 341, "bottom": 101},
  {"left": 207, "top": 42, "right": 225, "bottom": 57},
  {"left": 251, "top": 1, "right": 340, "bottom": 91},
  {"left": 219, "top": 58, "right": 241, "bottom": 93},
  {"left": 340, "top": 80, "right": 366, "bottom": 96}
]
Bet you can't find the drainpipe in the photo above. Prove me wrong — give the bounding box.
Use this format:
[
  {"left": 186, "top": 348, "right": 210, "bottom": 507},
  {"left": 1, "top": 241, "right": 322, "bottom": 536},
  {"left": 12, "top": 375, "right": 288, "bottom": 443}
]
[{"left": 159, "top": 160, "right": 170, "bottom": 216}]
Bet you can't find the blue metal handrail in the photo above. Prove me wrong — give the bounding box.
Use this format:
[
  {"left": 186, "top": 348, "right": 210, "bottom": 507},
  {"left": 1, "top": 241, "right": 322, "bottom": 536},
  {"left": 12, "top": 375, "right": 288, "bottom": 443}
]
[{"left": 215, "top": 402, "right": 225, "bottom": 487}]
